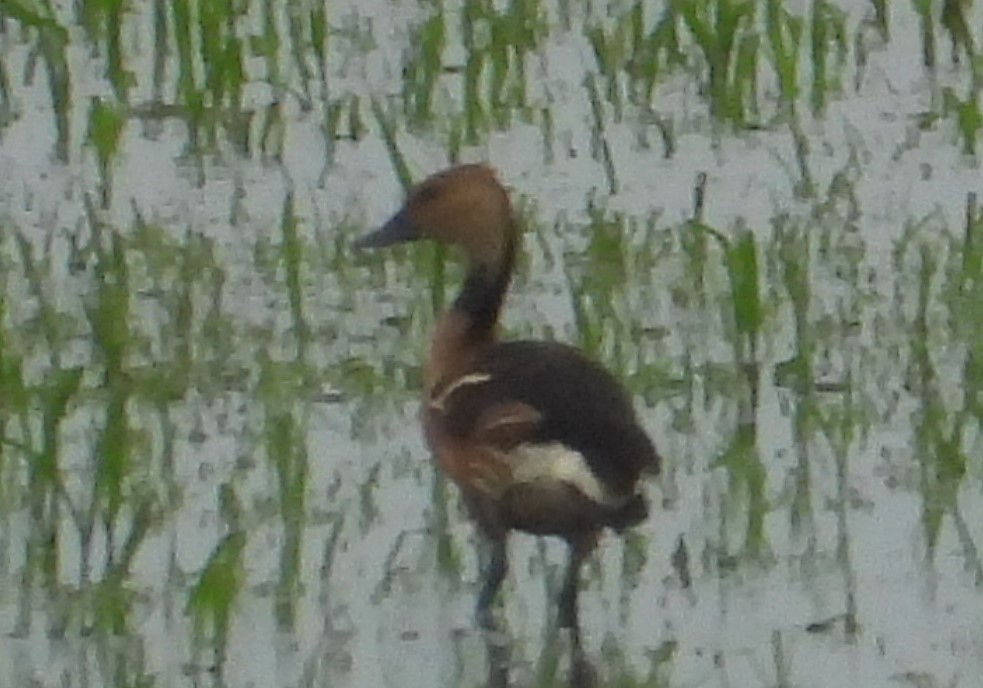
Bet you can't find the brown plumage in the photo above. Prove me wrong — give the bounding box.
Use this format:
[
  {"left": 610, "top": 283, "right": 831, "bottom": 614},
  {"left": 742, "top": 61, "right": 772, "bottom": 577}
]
[{"left": 357, "top": 164, "right": 660, "bottom": 636}]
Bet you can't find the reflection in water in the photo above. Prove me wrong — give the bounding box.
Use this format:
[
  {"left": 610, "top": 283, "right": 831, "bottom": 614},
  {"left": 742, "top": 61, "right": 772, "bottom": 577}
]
[{"left": 483, "top": 624, "right": 599, "bottom": 688}]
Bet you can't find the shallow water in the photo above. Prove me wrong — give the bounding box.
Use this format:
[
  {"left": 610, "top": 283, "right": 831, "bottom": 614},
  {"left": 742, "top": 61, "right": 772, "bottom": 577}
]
[{"left": 1, "top": 1, "right": 982, "bottom": 686}]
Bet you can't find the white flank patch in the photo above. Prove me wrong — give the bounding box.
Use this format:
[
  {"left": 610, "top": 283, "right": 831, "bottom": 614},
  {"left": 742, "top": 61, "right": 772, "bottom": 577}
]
[{"left": 506, "top": 443, "right": 616, "bottom": 506}]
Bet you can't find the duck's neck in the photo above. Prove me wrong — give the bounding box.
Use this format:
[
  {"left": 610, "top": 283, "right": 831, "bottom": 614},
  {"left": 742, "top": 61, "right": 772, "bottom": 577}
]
[
  {"left": 425, "top": 236, "right": 516, "bottom": 391},
  {"left": 453, "top": 240, "right": 516, "bottom": 339}
]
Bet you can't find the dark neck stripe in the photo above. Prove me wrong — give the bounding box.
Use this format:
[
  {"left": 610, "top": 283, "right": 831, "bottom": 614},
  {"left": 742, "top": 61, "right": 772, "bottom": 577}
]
[{"left": 453, "top": 236, "right": 516, "bottom": 337}]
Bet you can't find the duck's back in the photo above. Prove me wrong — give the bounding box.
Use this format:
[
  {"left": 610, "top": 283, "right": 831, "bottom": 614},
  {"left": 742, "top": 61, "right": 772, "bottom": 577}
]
[{"left": 428, "top": 340, "right": 659, "bottom": 508}]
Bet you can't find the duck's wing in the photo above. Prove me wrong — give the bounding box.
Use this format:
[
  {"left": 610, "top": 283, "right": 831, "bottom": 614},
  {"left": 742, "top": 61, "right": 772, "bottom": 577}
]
[{"left": 429, "top": 340, "right": 660, "bottom": 498}]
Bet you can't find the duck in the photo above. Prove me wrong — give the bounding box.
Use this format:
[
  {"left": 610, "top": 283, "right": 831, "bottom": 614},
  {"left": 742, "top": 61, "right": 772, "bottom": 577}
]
[{"left": 356, "top": 163, "right": 660, "bottom": 637}]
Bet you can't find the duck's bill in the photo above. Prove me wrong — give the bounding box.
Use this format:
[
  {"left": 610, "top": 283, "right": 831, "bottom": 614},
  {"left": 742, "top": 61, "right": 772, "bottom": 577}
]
[{"left": 354, "top": 209, "right": 420, "bottom": 249}]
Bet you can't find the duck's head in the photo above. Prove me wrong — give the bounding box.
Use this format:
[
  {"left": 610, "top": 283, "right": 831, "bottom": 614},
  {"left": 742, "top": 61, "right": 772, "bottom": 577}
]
[{"left": 356, "top": 164, "right": 516, "bottom": 269}]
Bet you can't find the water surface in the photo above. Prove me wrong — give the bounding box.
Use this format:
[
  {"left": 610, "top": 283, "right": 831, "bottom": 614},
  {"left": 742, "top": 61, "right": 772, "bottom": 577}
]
[{"left": 1, "top": 1, "right": 982, "bottom": 686}]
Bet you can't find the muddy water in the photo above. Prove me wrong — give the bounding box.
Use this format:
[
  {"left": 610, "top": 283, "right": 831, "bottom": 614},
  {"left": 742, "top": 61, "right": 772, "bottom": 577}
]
[{"left": 1, "top": 1, "right": 981, "bottom": 687}]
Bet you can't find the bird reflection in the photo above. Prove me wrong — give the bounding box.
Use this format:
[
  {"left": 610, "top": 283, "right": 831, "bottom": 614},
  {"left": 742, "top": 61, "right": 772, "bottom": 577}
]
[{"left": 482, "top": 621, "right": 599, "bottom": 688}]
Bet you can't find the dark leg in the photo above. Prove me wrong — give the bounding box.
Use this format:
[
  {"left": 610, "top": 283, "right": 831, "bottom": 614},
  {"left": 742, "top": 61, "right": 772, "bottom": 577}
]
[
  {"left": 476, "top": 536, "right": 508, "bottom": 629},
  {"left": 558, "top": 532, "right": 598, "bottom": 639},
  {"left": 569, "top": 642, "right": 598, "bottom": 688}
]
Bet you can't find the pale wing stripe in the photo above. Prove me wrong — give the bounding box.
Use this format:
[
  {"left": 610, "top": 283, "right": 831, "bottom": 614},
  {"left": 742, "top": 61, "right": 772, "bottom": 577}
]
[
  {"left": 429, "top": 372, "right": 492, "bottom": 411},
  {"left": 480, "top": 407, "right": 541, "bottom": 432}
]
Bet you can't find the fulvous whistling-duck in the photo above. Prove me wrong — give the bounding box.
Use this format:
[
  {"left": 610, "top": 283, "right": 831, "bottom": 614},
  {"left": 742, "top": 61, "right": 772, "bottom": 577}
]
[{"left": 357, "top": 164, "right": 660, "bottom": 636}]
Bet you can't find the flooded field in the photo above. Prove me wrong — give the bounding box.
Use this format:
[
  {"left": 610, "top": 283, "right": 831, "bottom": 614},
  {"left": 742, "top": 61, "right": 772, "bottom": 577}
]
[{"left": 1, "top": 0, "right": 982, "bottom": 686}]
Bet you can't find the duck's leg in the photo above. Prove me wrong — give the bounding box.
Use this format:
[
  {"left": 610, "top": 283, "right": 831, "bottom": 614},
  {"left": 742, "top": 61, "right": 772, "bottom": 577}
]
[
  {"left": 476, "top": 535, "right": 508, "bottom": 629},
  {"left": 558, "top": 531, "right": 599, "bottom": 637}
]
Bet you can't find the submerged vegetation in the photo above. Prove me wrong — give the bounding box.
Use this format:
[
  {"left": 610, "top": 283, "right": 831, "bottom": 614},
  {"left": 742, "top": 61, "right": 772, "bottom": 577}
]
[{"left": 0, "top": 0, "right": 981, "bottom": 686}]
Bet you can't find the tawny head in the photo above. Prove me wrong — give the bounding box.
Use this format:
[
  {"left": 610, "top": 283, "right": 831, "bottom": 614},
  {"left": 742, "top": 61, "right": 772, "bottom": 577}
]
[{"left": 356, "top": 164, "right": 516, "bottom": 268}]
